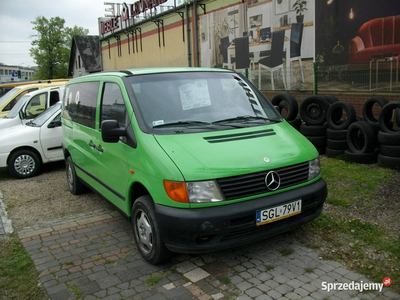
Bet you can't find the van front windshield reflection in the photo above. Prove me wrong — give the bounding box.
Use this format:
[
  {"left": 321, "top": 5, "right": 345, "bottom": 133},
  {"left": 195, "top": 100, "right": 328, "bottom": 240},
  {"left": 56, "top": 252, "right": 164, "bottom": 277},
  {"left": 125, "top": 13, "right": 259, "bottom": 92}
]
[{"left": 126, "top": 72, "right": 280, "bottom": 134}]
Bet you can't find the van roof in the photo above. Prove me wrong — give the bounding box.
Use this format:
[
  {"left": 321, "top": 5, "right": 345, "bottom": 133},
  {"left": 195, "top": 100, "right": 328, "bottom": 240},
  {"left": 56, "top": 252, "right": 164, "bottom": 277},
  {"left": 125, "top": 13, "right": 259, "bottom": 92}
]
[
  {"left": 0, "top": 79, "right": 69, "bottom": 88},
  {"left": 66, "top": 68, "right": 234, "bottom": 83}
]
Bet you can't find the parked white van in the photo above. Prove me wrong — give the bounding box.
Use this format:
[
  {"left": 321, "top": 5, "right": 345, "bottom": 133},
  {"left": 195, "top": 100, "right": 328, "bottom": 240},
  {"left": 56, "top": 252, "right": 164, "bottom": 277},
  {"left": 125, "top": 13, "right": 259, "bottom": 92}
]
[{"left": 0, "top": 86, "right": 65, "bottom": 129}]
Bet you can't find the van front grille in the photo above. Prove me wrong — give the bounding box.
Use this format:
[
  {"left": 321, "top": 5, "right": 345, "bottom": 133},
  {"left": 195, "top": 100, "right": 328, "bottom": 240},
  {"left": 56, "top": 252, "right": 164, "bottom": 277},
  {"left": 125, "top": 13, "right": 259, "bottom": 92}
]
[{"left": 217, "top": 162, "right": 309, "bottom": 200}]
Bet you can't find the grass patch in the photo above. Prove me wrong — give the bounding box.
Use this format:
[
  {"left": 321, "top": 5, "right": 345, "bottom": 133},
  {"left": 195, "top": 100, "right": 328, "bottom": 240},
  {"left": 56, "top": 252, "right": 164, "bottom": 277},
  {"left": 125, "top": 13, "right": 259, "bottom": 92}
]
[
  {"left": 64, "top": 261, "right": 74, "bottom": 266},
  {"left": 266, "top": 265, "right": 274, "bottom": 271},
  {"left": 326, "top": 198, "right": 349, "bottom": 207},
  {"left": 0, "top": 235, "right": 45, "bottom": 299},
  {"left": 294, "top": 157, "right": 400, "bottom": 293},
  {"left": 219, "top": 277, "right": 231, "bottom": 284},
  {"left": 66, "top": 284, "right": 83, "bottom": 299},
  {"left": 304, "top": 268, "right": 314, "bottom": 273},
  {"left": 279, "top": 248, "right": 294, "bottom": 256},
  {"left": 145, "top": 275, "right": 163, "bottom": 286}
]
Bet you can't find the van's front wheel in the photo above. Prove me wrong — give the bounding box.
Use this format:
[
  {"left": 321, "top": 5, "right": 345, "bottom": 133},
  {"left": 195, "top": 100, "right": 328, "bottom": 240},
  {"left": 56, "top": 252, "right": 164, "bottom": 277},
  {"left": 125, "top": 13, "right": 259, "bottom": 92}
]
[{"left": 132, "top": 196, "right": 171, "bottom": 264}]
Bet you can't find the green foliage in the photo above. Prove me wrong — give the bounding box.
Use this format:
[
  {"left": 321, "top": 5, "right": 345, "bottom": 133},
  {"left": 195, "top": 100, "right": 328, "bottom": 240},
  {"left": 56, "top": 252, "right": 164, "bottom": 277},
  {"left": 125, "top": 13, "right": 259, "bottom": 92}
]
[
  {"left": 292, "top": 0, "right": 308, "bottom": 16},
  {"left": 30, "top": 16, "right": 88, "bottom": 80},
  {"left": 0, "top": 235, "right": 44, "bottom": 299}
]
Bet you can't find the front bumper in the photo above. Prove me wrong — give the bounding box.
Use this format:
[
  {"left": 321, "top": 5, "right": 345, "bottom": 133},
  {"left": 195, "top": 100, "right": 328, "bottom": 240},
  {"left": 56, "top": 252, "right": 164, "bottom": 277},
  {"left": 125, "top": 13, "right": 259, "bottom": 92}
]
[
  {"left": 155, "top": 178, "right": 327, "bottom": 253},
  {"left": 0, "top": 152, "right": 8, "bottom": 170}
]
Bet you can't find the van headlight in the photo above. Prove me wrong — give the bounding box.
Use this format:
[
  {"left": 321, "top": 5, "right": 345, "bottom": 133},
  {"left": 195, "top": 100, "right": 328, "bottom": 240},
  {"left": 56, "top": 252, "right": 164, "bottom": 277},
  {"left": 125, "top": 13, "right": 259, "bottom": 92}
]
[
  {"left": 308, "top": 157, "right": 321, "bottom": 180},
  {"left": 186, "top": 181, "right": 225, "bottom": 203},
  {"left": 164, "top": 180, "right": 225, "bottom": 203}
]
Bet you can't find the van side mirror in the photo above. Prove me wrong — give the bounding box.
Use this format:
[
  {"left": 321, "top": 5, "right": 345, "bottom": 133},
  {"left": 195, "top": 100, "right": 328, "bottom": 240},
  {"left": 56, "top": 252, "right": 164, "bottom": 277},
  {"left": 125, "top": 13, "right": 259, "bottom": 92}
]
[
  {"left": 48, "top": 120, "right": 62, "bottom": 128},
  {"left": 101, "top": 120, "right": 126, "bottom": 143}
]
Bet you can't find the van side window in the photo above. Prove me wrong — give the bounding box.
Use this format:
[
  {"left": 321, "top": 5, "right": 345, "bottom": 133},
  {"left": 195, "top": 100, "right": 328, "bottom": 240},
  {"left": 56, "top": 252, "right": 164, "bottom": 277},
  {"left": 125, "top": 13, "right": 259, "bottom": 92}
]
[
  {"left": 25, "top": 92, "right": 48, "bottom": 119},
  {"left": 100, "top": 83, "right": 126, "bottom": 128},
  {"left": 64, "top": 82, "right": 99, "bottom": 129}
]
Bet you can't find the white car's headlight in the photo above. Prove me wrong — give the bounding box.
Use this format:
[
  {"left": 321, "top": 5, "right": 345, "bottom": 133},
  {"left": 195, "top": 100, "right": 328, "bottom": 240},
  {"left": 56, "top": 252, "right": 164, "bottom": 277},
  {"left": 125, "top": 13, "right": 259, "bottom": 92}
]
[
  {"left": 308, "top": 157, "right": 321, "bottom": 180},
  {"left": 186, "top": 181, "right": 225, "bottom": 203}
]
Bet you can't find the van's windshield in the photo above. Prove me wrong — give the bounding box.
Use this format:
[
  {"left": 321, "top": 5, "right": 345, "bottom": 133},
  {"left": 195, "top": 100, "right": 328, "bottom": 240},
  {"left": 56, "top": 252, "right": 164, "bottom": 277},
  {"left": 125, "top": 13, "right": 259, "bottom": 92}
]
[
  {"left": 0, "top": 87, "right": 20, "bottom": 105},
  {"left": 6, "top": 94, "right": 30, "bottom": 118},
  {"left": 126, "top": 71, "right": 281, "bottom": 134}
]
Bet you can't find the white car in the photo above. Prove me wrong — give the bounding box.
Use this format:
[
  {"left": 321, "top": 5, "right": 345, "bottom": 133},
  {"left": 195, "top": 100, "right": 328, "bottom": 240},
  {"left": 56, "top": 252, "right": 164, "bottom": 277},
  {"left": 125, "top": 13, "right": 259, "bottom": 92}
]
[
  {"left": 0, "top": 86, "right": 65, "bottom": 129},
  {"left": 0, "top": 103, "right": 63, "bottom": 178}
]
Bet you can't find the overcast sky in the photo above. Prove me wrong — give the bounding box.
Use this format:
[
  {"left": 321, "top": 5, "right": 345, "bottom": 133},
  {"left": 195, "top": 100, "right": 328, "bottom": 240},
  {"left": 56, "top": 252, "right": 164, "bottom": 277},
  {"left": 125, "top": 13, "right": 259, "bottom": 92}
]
[{"left": 0, "top": 0, "right": 176, "bottom": 68}]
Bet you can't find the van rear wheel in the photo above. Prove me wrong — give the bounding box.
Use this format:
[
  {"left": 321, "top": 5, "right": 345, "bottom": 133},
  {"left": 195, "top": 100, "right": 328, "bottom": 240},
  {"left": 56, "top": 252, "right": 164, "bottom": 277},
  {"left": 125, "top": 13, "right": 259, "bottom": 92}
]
[
  {"left": 132, "top": 196, "right": 171, "bottom": 264},
  {"left": 66, "top": 156, "right": 85, "bottom": 194}
]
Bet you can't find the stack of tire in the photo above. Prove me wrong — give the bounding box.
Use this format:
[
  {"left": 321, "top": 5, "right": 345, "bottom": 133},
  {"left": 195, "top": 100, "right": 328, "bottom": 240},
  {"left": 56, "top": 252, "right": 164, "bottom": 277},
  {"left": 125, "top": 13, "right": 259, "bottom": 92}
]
[
  {"left": 343, "top": 97, "right": 387, "bottom": 164},
  {"left": 271, "top": 93, "right": 301, "bottom": 130},
  {"left": 377, "top": 101, "right": 400, "bottom": 170},
  {"left": 325, "top": 101, "right": 357, "bottom": 157},
  {"left": 298, "top": 95, "right": 337, "bottom": 155}
]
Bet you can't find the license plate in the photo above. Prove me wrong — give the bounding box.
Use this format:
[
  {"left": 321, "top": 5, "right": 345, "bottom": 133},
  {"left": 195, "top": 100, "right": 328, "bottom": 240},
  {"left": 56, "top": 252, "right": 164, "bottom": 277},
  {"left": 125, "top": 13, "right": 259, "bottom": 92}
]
[{"left": 256, "top": 200, "right": 302, "bottom": 226}]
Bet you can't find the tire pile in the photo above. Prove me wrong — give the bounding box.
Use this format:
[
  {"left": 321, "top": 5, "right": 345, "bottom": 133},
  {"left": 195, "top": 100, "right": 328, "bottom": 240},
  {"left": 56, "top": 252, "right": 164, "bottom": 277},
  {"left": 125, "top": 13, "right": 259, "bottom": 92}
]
[
  {"left": 298, "top": 95, "right": 338, "bottom": 155},
  {"left": 270, "top": 93, "right": 400, "bottom": 170},
  {"left": 377, "top": 101, "right": 400, "bottom": 170}
]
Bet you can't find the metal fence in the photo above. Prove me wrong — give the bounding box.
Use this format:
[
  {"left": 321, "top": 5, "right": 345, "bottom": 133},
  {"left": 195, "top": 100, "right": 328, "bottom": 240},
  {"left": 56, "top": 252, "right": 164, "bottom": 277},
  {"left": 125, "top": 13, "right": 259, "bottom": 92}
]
[
  {"left": 247, "top": 59, "right": 400, "bottom": 94},
  {"left": 315, "top": 60, "right": 400, "bottom": 93}
]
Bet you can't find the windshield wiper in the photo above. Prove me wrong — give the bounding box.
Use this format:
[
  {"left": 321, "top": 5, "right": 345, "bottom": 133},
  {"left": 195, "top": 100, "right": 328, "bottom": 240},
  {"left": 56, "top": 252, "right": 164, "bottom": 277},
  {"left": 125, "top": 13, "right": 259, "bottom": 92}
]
[
  {"left": 153, "top": 120, "right": 211, "bottom": 128},
  {"left": 212, "top": 115, "right": 281, "bottom": 124}
]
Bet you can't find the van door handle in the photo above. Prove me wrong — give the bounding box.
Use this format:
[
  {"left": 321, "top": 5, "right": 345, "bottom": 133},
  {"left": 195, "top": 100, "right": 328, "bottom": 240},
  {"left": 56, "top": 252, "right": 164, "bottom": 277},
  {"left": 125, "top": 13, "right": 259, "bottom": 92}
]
[
  {"left": 95, "top": 145, "right": 103, "bottom": 153},
  {"left": 88, "top": 142, "right": 96, "bottom": 148}
]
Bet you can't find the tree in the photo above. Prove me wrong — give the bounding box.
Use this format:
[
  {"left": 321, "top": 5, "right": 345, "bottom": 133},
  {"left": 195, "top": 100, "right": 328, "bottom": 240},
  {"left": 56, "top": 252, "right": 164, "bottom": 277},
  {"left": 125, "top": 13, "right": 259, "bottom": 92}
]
[{"left": 30, "top": 17, "right": 88, "bottom": 79}]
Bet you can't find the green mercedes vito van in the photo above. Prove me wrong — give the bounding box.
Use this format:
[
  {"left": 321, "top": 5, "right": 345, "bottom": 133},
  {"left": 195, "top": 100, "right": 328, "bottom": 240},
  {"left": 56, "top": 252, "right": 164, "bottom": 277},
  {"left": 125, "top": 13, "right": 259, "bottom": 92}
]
[{"left": 62, "top": 68, "right": 327, "bottom": 264}]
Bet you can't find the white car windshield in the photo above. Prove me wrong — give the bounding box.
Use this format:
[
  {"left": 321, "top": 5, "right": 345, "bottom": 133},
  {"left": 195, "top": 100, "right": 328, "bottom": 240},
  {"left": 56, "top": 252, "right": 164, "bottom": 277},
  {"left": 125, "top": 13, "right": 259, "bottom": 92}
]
[
  {"left": 0, "top": 87, "right": 20, "bottom": 105},
  {"left": 6, "top": 94, "right": 30, "bottom": 118},
  {"left": 27, "top": 103, "right": 61, "bottom": 127}
]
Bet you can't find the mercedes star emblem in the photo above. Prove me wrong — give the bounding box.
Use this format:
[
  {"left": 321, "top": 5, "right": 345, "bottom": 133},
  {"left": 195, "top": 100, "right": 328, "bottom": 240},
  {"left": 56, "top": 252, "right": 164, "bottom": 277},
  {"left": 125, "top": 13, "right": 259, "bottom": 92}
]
[{"left": 265, "top": 171, "right": 281, "bottom": 191}]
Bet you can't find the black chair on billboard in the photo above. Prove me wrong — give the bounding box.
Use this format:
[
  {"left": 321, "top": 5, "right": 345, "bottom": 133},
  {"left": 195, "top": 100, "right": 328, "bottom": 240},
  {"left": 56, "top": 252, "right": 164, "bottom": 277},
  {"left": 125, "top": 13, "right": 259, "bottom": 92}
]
[
  {"left": 220, "top": 36, "right": 235, "bottom": 69},
  {"left": 284, "top": 23, "right": 304, "bottom": 82},
  {"left": 242, "top": 31, "right": 255, "bottom": 70},
  {"left": 259, "top": 27, "right": 272, "bottom": 59},
  {"left": 258, "top": 29, "right": 286, "bottom": 90},
  {"left": 235, "top": 36, "right": 252, "bottom": 78}
]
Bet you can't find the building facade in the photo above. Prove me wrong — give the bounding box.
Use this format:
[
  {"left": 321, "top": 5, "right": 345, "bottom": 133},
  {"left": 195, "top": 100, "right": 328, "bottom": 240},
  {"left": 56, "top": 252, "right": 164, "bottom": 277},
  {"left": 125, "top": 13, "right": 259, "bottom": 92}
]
[{"left": 0, "top": 64, "right": 36, "bottom": 83}]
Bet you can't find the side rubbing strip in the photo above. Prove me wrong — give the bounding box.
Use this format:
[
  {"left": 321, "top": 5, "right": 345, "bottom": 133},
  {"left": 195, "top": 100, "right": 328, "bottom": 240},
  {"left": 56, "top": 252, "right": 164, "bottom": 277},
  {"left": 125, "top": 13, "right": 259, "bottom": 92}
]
[{"left": 74, "top": 163, "right": 125, "bottom": 201}]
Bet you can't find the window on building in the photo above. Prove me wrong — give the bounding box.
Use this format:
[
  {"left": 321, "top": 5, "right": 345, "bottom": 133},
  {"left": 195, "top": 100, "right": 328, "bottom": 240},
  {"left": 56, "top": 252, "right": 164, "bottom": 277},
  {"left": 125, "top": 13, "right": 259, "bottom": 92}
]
[{"left": 78, "top": 55, "right": 81, "bottom": 69}]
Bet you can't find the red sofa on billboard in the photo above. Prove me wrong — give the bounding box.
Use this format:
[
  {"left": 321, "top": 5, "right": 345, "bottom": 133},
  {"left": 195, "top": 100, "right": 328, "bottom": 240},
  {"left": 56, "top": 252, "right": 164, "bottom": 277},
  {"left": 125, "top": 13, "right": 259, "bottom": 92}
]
[{"left": 348, "top": 15, "right": 400, "bottom": 64}]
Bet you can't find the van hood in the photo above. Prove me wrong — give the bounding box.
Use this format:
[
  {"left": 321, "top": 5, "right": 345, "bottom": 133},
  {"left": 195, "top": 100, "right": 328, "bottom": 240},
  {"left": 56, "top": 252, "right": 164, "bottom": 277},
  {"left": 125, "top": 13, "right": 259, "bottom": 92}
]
[
  {"left": 154, "top": 123, "right": 318, "bottom": 181},
  {"left": 0, "top": 116, "right": 22, "bottom": 130}
]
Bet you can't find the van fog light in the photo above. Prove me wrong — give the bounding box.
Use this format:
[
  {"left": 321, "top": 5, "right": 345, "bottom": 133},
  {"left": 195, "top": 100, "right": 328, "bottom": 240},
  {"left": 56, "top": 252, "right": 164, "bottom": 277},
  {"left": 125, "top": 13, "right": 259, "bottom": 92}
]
[
  {"left": 186, "top": 181, "right": 225, "bottom": 203},
  {"left": 308, "top": 158, "right": 321, "bottom": 180}
]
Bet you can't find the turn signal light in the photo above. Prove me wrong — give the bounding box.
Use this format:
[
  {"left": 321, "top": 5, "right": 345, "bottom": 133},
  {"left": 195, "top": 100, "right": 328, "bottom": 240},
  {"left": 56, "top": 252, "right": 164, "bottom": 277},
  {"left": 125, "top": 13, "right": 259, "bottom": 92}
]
[{"left": 163, "top": 180, "right": 189, "bottom": 203}]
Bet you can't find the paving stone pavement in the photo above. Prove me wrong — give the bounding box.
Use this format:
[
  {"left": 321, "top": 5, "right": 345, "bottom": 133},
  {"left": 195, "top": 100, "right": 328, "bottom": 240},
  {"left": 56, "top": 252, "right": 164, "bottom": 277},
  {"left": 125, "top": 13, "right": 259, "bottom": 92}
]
[{"left": 17, "top": 210, "right": 399, "bottom": 300}]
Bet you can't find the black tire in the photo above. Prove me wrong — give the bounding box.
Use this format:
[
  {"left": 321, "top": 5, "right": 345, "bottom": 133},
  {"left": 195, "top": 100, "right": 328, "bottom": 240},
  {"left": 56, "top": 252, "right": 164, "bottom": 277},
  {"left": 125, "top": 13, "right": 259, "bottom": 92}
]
[
  {"left": 324, "top": 95, "right": 339, "bottom": 104},
  {"left": 132, "top": 195, "right": 172, "bottom": 264},
  {"left": 378, "top": 154, "right": 400, "bottom": 170},
  {"left": 306, "top": 135, "right": 327, "bottom": 147},
  {"left": 363, "top": 97, "right": 389, "bottom": 125},
  {"left": 344, "top": 149, "right": 379, "bottom": 164},
  {"left": 271, "top": 93, "right": 298, "bottom": 121},
  {"left": 378, "top": 131, "right": 400, "bottom": 146},
  {"left": 300, "top": 124, "right": 327, "bottom": 136},
  {"left": 300, "top": 96, "right": 330, "bottom": 125},
  {"left": 288, "top": 117, "right": 301, "bottom": 130},
  {"left": 326, "top": 101, "right": 356, "bottom": 130},
  {"left": 396, "top": 108, "right": 400, "bottom": 126},
  {"left": 326, "top": 148, "right": 345, "bottom": 158},
  {"left": 379, "top": 101, "right": 400, "bottom": 133},
  {"left": 379, "top": 144, "right": 400, "bottom": 157},
  {"left": 66, "top": 156, "right": 86, "bottom": 195},
  {"left": 7, "top": 149, "right": 41, "bottom": 179},
  {"left": 324, "top": 95, "right": 342, "bottom": 121},
  {"left": 347, "top": 121, "right": 378, "bottom": 153},
  {"left": 326, "top": 128, "right": 348, "bottom": 140},
  {"left": 327, "top": 139, "right": 348, "bottom": 151}
]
